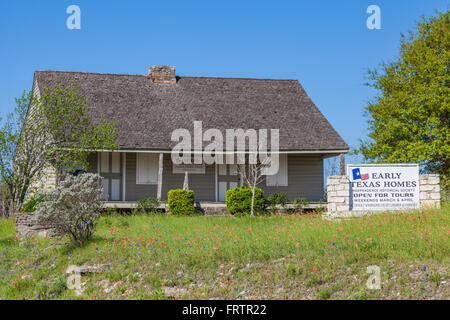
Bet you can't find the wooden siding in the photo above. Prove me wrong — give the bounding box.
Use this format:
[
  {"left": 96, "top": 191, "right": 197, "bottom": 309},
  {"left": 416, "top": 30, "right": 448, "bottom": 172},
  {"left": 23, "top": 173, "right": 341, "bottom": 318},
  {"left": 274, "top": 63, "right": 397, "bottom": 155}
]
[
  {"left": 125, "top": 153, "right": 157, "bottom": 200},
  {"left": 162, "top": 156, "right": 216, "bottom": 202},
  {"left": 260, "top": 155, "right": 324, "bottom": 202},
  {"left": 125, "top": 153, "right": 215, "bottom": 201}
]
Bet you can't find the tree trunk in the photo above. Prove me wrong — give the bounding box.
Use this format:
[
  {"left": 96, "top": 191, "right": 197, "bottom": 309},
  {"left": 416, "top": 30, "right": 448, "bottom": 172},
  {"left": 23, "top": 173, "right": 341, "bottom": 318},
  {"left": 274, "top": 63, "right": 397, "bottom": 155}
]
[
  {"left": 183, "top": 172, "right": 189, "bottom": 190},
  {"left": 9, "top": 199, "right": 14, "bottom": 218},
  {"left": 250, "top": 186, "right": 255, "bottom": 218},
  {"left": 157, "top": 153, "right": 163, "bottom": 199}
]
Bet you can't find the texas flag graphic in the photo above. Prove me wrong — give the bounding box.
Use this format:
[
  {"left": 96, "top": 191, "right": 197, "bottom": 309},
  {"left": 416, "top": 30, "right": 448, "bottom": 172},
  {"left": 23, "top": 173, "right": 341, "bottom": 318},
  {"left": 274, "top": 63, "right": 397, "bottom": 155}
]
[{"left": 352, "top": 168, "right": 369, "bottom": 181}]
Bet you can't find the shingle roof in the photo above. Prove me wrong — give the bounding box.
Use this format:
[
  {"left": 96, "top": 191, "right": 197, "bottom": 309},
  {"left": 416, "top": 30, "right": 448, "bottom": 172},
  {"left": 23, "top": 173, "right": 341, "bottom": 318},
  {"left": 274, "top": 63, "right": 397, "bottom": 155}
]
[{"left": 34, "top": 70, "right": 349, "bottom": 152}]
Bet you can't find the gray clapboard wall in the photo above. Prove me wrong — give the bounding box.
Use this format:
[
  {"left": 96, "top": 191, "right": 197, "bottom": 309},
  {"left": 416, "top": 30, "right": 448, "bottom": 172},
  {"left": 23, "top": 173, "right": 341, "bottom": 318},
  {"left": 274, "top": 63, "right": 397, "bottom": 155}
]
[
  {"left": 259, "top": 155, "right": 324, "bottom": 202},
  {"left": 125, "top": 153, "right": 215, "bottom": 201}
]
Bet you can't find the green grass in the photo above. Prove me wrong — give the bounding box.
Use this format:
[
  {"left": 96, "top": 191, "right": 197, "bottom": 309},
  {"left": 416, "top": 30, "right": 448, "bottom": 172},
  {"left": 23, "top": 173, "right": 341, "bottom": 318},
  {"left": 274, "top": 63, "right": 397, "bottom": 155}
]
[{"left": 0, "top": 203, "right": 449, "bottom": 300}]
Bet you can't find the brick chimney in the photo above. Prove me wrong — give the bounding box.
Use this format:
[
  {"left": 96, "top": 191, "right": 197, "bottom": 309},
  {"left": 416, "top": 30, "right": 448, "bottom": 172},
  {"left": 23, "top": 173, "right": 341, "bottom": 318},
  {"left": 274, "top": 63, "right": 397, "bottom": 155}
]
[{"left": 148, "top": 66, "right": 176, "bottom": 84}]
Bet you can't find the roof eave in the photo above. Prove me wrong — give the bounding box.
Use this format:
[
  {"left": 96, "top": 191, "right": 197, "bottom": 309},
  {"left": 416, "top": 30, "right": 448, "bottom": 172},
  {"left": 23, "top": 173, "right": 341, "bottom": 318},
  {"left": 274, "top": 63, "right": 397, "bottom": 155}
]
[{"left": 90, "top": 148, "right": 350, "bottom": 154}]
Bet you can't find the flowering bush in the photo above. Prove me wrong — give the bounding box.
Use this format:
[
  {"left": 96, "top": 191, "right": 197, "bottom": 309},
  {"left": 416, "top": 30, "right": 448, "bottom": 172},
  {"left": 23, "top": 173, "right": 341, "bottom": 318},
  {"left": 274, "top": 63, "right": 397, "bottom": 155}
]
[
  {"left": 293, "top": 197, "right": 308, "bottom": 213},
  {"left": 34, "top": 173, "right": 104, "bottom": 244},
  {"left": 313, "top": 204, "right": 327, "bottom": 214}
]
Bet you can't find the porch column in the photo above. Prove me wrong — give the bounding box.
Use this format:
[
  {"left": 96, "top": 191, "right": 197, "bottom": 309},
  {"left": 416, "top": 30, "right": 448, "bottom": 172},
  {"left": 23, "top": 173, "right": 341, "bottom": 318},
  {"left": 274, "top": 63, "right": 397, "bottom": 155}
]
[
  {"left": 157, "top": 153, "right": 163, "bottom": 199},
  {"left": 122, "top": 152, "right": 126, "bottom": 201},
  {"left": 340, "top": 153, "right": 345, "bottom": 176},
  {"left": 97, "top": 153, "right": 100, "bottom": 175}
]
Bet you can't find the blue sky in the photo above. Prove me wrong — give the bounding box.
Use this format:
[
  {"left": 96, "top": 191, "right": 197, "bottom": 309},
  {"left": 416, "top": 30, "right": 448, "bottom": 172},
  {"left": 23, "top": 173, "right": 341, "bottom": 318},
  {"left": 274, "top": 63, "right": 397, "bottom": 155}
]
[{"left": 0, "top": 0, "right": 448, "bottom": 155}]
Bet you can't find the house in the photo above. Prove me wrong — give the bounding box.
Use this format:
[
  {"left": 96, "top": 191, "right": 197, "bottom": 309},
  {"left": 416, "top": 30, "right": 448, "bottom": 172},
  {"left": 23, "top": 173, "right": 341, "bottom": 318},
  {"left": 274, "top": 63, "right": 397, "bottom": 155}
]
[{"left": 31, "top": 66, "right": 349, "bottom": 204}]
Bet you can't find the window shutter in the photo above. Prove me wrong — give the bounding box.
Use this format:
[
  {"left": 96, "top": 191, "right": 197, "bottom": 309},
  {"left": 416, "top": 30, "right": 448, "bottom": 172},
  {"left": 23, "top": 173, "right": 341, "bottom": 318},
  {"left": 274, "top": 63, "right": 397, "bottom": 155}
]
[
  {"left": 148, "top": 154, "right": 158, "bottom": 183},
  {"left": 136, "top": 154, "right": 143, "bottom": 184},
  {"left": 277, "top": 154, "right": 288, "bottom": 186},
  {"left": 218, "top": 164, "right": 227, "bottom": 175},
  {"left": 265, "top": 170, "right": 277, "bottom": 186},
  {"left": 136, "top": 153, "right": 158, "bottom": 184},
  {"left": 100, "top": 152, "right": 109, "bottom": 173},
  {"left": 266, "top": 154, "right": 288, "bottom": 187},
  {"left": 111, "top": 152, "right": 121, "bottom": 173}
]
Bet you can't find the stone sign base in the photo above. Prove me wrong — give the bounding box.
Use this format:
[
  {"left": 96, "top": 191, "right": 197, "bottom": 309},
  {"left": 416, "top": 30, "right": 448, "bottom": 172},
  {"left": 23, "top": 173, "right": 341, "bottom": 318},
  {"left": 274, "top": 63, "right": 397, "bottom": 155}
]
[
  {"left": 326, "top": 174, "right": 440, "bottom": 219},
  {"left": 419, "top": 174, "right": 441, "bottom": 208}
]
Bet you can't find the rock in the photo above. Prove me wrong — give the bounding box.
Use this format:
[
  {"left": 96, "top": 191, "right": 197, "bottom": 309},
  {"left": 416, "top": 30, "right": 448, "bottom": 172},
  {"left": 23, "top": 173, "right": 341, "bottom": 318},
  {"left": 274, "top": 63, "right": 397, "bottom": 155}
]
[
  {"left": 75, "top": 282, "right": 87, "bottom": 296},
  {"left": 65, "top": 264, "right": 107, "bottom": 275},
  {"left": 100, "top": 280, "right": 115, "bottom": 294},
  {"left": 14, "top": 212, "right": 59, "bottom": 238},
  {"left": 162, "top": 286, "right": 187, "bottom": 297},
  {"left": 78, "top": 264, "right": 107, "bottom": 274}
]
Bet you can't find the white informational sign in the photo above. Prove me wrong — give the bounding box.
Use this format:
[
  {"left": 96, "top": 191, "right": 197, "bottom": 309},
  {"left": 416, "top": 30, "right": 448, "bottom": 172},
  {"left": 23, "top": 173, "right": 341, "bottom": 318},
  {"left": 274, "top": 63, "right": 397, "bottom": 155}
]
[
  {"left": 347, "top": 164, "right": 419, "bottom": 211},
  {"left": 173, "top": 164, "right": 206, "bottom": 174}
]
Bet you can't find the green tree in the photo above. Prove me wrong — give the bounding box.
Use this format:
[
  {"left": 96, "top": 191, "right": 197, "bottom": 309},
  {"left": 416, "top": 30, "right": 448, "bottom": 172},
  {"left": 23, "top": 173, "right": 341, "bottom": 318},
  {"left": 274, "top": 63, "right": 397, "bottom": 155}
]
[
  {"left": 0, "top": 80, "right": 117, "bottom": 212},
  {"left": 357, "top": 10, "right": 449, "bottom": 190}
]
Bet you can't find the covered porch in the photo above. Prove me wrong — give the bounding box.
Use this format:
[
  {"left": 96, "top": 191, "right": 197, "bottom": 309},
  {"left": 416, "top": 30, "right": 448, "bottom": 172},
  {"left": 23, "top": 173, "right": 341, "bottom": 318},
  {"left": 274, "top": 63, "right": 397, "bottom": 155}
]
[{"left": 89, "top": 150, "right": 343, "bottom": 204}]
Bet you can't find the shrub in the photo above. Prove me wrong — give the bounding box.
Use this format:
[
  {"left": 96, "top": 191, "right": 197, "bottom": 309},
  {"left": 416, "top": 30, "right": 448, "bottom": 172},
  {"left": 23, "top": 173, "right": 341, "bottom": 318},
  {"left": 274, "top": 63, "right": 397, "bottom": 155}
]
[
  {"left": 167, "top": 189, "right": 195, "bottom": 216},
  {"left": 136, "top": 197, "right": 161, "bottom": 214},
  {"left": 34, "top": 173, "right": 104, "bottom": 244},
  {"left": 313, "top": 203, "right": 327, "bottom": 214},
  {"left": 20, "top": 196, "right": 44, "bottom": 213},
  {"left": 293, "top": 197, "right": 309, "bottom": 213},
  {"left": 226, "top": 186, "right": 265, "bottom": 216},
  {"left": 266, "top": 192, "right": 288, "bottom": 213}
]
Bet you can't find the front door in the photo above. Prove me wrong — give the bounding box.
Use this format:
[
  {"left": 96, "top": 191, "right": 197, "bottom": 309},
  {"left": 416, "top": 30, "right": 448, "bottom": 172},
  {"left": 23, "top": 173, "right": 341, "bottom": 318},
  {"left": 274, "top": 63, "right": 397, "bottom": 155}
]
[
  {"left": 99, "top": 152, "right": 122, "bottom": 201},
  {"left": 217, "top": 164, "right": 240, "bottom": 202}
]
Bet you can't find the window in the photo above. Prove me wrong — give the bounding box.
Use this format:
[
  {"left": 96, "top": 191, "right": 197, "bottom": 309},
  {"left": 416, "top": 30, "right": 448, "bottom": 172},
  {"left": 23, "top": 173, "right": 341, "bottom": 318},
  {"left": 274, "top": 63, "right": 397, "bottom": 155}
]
[
  {"left": 266, "top": 154, "right": 288, "bottom": 187},
  {"left": 136, "top": 153, "right": 158, "bottom": 184}
]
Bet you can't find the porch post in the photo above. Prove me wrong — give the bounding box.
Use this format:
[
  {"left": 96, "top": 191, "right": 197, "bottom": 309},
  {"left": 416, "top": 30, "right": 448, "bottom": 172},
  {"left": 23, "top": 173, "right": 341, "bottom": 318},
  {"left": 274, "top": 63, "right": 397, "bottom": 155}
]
[
  {"left": 157, "top": 153, "right": 163, "bottom": 199},
  {"left": 97, "top": 152, "right": 100, "bottom": 175},
  {"left": 122, "top": 152, "right": 126, "bottom": 201},
  {"left": 340, "top": 153, "right": 345, "bottom": 176},
  {"left": 215, "top": 163, "right": 218, "bottom": 202}
]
